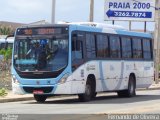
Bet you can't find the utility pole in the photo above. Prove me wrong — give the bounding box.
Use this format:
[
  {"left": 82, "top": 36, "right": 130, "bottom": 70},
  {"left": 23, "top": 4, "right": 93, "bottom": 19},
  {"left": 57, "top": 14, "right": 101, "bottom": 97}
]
[
  {"left": 51, "top": 0, "right": 56, "bottom": 24},
  {"left": 89, "top": 0, "right": 94, "bottom": 22},
  {"left": 129, "top": 21, "right": 132, "bottom": 31},
  {"left": 154, "top": 0, "right": 160, "bottom": 84},
  {"left": 144, "top": 21, "right": 147, "bottom": 32}
]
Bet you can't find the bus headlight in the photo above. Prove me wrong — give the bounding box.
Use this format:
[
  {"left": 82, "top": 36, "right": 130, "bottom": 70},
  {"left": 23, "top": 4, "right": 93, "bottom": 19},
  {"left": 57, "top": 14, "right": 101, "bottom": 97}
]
[
  {"left": 59, "top": 74, "right": 70, "bottom": 84},
  {"left": 13, "top": 76, "right": 20, "bottom": 85}
]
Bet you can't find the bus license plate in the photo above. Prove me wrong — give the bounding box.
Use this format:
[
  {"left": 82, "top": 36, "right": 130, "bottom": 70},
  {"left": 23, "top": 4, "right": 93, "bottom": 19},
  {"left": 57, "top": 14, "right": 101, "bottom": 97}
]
[{"left": 33, "top": 90, "right": 44, "bottom": 94}]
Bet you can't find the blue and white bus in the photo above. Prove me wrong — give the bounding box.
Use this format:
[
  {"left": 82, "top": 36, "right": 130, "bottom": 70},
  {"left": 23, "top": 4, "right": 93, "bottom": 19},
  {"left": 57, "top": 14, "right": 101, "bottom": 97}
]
[
  {"left": 12, "top": 23, "right": 154, "bottom": 102},
  {"left": 0, "top": 38, "right": 14, "bottom": 50}
]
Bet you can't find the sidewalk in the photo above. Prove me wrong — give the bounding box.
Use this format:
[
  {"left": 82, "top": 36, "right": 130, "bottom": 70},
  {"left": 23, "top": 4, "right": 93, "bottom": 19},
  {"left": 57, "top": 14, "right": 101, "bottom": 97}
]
[
  {"left": 147, "top": 82, "right": 160, "bottom": 90},
  {"left": 0, "top": 83, "right": 160, "bottom": 103}
]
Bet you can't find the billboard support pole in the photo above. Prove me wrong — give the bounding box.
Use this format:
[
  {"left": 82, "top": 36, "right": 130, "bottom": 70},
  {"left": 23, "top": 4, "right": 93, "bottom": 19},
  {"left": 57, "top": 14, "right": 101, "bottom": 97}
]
[
  {"left": 129, "top": 21, "right": 131, "bottom": 31},
  {"left": 155, "top": 0, "right": 160, "bottom": 84},
  {"left": 144, "top": 21, "right": 147, "bottom": 32},
  {"left": 89, "top": 0, "right": 94, "bottom": 22},
  {"left": 51, "top": 0, "right": 56, "bottom": 24},
  {"left": 112, "top": 20, "right": 115, "bottom": 25}
]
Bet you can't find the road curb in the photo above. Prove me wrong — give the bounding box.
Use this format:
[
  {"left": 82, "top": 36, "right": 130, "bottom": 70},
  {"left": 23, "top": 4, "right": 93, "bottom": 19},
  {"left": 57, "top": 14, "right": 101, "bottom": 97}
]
[
  {"left": 0, "top": 87, "right": 160, "bottom": 103},
  {"left": 0, "top": 97, "right": 34, "bottom": 103},
  {"left": 146, "top": 87, "right": 160, "bottom": 90},
  {"left": 0, "top": 95, "right": 71, "bottom": 103},
  {"left": 136, "top": 87, "right": 160, "bottom": 91}
]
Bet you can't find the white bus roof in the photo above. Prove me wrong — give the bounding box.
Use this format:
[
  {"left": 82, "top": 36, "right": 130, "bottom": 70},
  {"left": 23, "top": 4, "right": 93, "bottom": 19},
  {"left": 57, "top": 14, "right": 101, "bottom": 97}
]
[
  {"left": 0, "top": 38, "right": 14, "bottom": 43},
  {"left": 57, "top": 22, "right": 126, "bottom": 30}
]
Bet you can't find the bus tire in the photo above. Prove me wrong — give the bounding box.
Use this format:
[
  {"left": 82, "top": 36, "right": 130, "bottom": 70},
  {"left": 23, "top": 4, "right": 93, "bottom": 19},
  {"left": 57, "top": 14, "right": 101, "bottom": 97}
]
[
  {"left": 117, "top": 75, "right": 136, "bottom": 97},
  {"left": 92, "top": 92, "right": 97, "bottom": 99},
  {"left": 34, "top": 94, "right": 47, "bottom": 103},
  {"left": 78, "top": 80, "right": 92, "bottom": 102}
]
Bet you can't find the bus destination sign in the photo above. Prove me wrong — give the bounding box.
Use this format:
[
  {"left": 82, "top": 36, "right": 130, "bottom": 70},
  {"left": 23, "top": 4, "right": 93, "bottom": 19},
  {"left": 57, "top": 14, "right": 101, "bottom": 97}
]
[{"left": 16, "top": 27, "right": 67, "bottom": 36}]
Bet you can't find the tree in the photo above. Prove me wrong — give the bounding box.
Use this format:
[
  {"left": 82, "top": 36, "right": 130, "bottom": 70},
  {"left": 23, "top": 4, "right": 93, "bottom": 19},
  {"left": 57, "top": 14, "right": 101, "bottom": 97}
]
[{"left": 0, "top": 26, "right": 13, "bottom": 35}]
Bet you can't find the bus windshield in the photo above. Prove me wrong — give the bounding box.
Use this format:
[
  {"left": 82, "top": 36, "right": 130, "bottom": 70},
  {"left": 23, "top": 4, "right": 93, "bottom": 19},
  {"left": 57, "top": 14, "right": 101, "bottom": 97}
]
[{"left": 13, "top": 35, "right": 68, "bottom": 72}]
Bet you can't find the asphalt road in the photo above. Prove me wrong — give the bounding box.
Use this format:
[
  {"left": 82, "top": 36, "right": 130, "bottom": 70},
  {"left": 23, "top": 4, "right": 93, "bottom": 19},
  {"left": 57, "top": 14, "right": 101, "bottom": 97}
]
[{"left": 0, "top": 90, "right": 160, "bottom": 120}]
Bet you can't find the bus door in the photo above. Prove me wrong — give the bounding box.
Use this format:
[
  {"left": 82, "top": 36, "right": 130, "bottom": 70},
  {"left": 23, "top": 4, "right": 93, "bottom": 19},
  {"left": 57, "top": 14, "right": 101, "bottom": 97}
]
[{"left": 71, "top": 31, "right": 85, "bottom": 71}]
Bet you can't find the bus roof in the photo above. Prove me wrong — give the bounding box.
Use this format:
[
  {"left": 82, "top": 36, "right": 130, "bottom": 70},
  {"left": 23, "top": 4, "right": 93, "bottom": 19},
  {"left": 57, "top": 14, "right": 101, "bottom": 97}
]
[
  {"left": 0, "top": 38, "right": 14, "bottom": 43},
  {"left": 68, "top": 22, "right": 152, "bottom": 39}
]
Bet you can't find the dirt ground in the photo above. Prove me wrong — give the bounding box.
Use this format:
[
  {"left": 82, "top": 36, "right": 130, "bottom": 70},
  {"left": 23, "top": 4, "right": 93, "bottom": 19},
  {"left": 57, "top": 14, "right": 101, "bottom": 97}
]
[{"left": 0, "top": 71, "right": 12, "bottom": 90}]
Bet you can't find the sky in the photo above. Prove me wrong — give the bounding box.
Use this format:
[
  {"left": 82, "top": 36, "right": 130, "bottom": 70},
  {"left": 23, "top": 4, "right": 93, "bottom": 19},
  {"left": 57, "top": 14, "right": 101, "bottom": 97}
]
[{"left": 0, "top": 0, "right": 155, "bottom": 31}]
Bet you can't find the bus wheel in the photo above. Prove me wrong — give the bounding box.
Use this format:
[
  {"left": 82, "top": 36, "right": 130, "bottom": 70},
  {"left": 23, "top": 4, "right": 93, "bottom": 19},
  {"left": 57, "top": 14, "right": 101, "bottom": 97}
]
[
  {"left": 117, "top": 75, "right": 136, "bottom": 97},
  {"left": 78, "top": 81, "right": 92, "bottom": 102},
  {"left": 34, "top": 95, "right": 47, "bottom": 103},
  {"left": 92, "top": 92, "right": 97, "bottom": 99}
]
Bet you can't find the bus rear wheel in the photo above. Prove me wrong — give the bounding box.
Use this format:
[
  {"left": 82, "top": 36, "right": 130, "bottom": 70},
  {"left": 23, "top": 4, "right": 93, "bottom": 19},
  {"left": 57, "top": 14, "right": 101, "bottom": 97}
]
[
  {"left": 34, "top": 95, "right": 47, "bottom": 103},
  {"left": 117, "top": 75, "right": 136, "bottom": 97},
  {"left": 78, "top": 81, "right": 92, "bottom": 102}
]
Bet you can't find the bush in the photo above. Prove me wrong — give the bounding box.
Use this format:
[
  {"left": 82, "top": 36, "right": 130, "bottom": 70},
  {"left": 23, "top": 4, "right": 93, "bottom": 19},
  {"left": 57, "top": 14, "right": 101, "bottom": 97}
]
[
  {"left": 0, "top": 88, "right": 8, "bottom": 97},
  {"left": 0, "top": 48, "right": 12, "bottom": 61},
  {"left": 0, "top": 48, "right": 12, "bottom": 72}
]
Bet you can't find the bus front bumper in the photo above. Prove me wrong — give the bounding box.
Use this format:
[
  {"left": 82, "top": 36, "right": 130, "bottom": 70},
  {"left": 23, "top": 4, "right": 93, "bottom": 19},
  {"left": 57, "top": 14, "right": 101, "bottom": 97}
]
[{"left": 12, "top": 81, "right": 73, "bottom": 95}]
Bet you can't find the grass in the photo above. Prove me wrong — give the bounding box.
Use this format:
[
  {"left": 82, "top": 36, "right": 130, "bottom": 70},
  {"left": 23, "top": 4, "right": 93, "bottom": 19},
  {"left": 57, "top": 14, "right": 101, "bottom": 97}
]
[
  {"left": 0, "top": 70, "right": 10, "bottom": 97},
  {"left": 0, "top": 88, "right": 8, "bottom": 97}
]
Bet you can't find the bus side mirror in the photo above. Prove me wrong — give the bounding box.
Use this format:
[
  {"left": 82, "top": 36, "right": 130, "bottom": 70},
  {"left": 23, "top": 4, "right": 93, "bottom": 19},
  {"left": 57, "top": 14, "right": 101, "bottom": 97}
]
[
  {"left": 4, "top": 34, "right": 14, "bottom": 49},
  {"left": 5, "top": 34, "right": 14, "bottom": 39}
]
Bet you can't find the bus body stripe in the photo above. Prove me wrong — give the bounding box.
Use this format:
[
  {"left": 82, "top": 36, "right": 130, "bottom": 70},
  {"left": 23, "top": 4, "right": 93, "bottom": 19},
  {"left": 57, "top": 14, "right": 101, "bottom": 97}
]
[
  {"left": 115, "top": 61, "right": 125, "bottom": 90},
  {"left": 99, "top": 61, "right": 108, "bottom": 90}
]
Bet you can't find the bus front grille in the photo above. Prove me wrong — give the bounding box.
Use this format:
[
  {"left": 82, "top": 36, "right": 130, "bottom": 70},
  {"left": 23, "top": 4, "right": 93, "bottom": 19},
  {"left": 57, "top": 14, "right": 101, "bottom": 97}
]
[{"left": 23, "top": 87, "right": 53, "bottom": 94}]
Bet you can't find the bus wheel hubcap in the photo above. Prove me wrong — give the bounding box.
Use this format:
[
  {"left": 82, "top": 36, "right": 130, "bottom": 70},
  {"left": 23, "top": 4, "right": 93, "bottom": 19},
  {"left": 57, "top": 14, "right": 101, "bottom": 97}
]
[
  {"left": 130, "top": 81, "right": 134, "bottom": 94},
  {"left": 86, "top": 85, "right": 91, "bottom": 96}
]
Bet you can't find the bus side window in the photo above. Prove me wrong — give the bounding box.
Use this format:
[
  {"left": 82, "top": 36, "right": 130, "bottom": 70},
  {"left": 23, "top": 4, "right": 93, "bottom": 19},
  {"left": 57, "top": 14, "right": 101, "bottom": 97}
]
[
  {"left": 86, "top": 33, "right": 96, "bottom": 59},
  {"left": 72, "top": 33, "right": 83, "bottom": 60},
  {"left": 143, "top": 39, "right": 151, "bottom": 59},
  {"left": 109, "top": 36, "right": 121, "bottom": 58},
  {"left": 71, "top": 32, "right": 84, "bottom": 71},
  {"left": 132, "top": 38, "right": 142, "bottom": 59}
]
